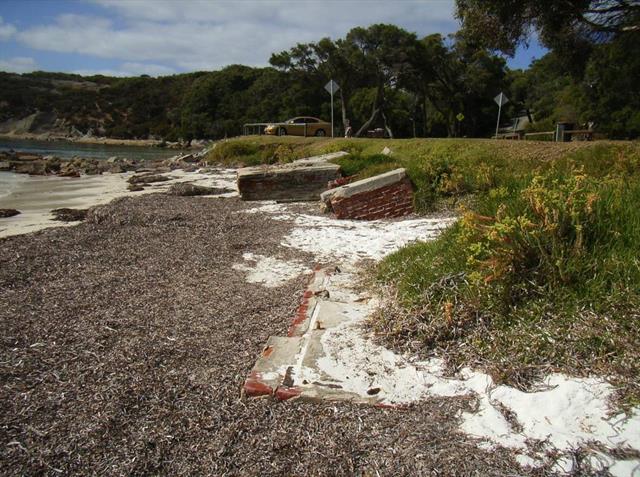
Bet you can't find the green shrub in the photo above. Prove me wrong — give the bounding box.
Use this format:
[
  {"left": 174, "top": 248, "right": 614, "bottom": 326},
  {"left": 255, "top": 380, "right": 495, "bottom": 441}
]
[
  {"left": 376, "top": 164, "right": 640, "bottom": 403},
  {"left": 206, "top": 141, "right": 260, "bottom": 165},
  {"left": 332, "top": 153, "right": 400, "bottom": 178}
]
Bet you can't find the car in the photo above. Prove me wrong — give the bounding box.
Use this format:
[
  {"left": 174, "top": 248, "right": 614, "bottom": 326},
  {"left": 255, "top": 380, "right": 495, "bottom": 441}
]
[{"left": 264, "top": 116, "right": 331, "bottom": 137}]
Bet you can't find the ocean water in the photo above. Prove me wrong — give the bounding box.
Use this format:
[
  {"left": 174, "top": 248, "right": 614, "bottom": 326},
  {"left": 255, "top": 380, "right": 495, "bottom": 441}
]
[{"left": 0, "top": 137, "right": 186, "bottom": 161}]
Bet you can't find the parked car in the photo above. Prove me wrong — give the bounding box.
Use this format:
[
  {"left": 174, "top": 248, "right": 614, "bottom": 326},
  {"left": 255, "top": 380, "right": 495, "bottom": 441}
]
[{"left": 264, "top": 117, "right": 330, "bottom": 137}]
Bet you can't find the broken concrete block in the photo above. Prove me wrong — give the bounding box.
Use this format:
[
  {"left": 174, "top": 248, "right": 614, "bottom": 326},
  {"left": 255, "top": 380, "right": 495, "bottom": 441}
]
[
  {"left": 237, "top": 162, "right": 341, "bottom": 201},
  {"left": 321, "top": 168, "right": 414, "bottom": 220}
]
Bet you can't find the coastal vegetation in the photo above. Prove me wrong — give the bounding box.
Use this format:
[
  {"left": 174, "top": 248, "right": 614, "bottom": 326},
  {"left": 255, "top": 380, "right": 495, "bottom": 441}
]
[
  {"left": 210, "top": 135, "right": 640, "bottom": 405},
  {"left": 1, "top": 0, "right": 639, "bottom": 141}
]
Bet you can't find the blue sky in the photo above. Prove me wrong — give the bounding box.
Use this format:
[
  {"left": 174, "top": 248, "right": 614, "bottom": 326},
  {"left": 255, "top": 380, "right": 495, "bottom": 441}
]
[{"left": 0, "top": 0, "right": 546, "bottom": 76}]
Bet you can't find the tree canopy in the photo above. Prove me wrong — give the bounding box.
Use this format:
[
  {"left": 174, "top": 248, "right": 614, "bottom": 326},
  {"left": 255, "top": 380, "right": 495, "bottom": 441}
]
[{"left": 1, "top": 18, "right": 638, "bottom": 140}]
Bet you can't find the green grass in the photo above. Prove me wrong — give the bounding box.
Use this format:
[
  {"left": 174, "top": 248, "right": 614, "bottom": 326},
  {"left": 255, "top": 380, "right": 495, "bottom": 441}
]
[
  {"left": 208, "top": 136, "right": 640, "bottom": 212},
  {"left": 375, "top": 154, "right": 640, "bottom": 406},
  {"left": 208, "top": 135, "right": 640, "bottom": 404}
]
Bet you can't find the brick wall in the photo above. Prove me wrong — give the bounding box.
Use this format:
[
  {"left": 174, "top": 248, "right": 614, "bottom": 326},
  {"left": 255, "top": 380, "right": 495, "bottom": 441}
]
[{"left": 329, "top": 177, "right": 414, "bottom": 220}]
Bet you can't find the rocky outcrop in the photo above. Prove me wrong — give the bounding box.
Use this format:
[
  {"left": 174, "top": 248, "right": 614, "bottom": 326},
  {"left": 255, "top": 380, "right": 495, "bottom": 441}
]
[
  {"left": 0, "top": 209, "right": 21, "bottom": 218},
  {"left": 0, "top": 111, "right": 77, "bottom": 138},
  {"left": 0, "top": 151, "right": 170, "bottom": 177},
  {"left": 51, "top": 208, "right": 88, "bottom": 222},
  {"left": 167, "top": 183, "right": 233, "bottom": 196},
  {"left": 128, "top": 173, "right": 171, "bottom": 185}
]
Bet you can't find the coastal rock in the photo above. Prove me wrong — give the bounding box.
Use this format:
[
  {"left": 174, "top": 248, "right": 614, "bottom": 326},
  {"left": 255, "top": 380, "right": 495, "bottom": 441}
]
[
  {"left": 58, "top": 168, "right": 81, "bottom": 178},
  {"left": 44, "top": 157, "right": 62, "bottom": 173},
  {"left": 59, "top": 162, "right": 81, "bottom": 177},
  {"left": 51, "top": 208, "right": 88, "bottom": 222},
  {"left": 167, "top": 183, "right": 228, "bottom": 196},
  {"left": 106, "top": 157, "right": 137, "bottom": 173},
  {"left": 15, "top": 154, "right": 41, "bottom": 161},
  {"left": 128, "top": 184, "right": 145, "bottom": 192},
  {"left": 14, "top": 161, "right": 46, "bottom": 175},
  {"left": 128, "top": 173, "right": 171, "bottom": 185},
  {"left": 0, "top": 209, "right": 21, "bottom": 218},
  {"left": 179, "top": 153, "right": 198, "bottom": 163},
  {"left": 83, "top": 160, "right": 103, "bottom": 175}
]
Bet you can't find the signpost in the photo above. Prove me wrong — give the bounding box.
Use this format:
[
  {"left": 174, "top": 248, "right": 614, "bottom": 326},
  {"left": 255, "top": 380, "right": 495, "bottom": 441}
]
[
  {"left": 324, "top": 79, "right": 340, "bottom": 138},
  {"left": 494, "top": 92, "right": 509, "bottom": 139}
]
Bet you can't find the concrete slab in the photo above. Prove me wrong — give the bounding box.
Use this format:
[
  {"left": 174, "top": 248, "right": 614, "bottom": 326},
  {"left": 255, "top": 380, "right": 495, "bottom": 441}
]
[
  {"left": 291, "top": 151, "right": 349, "bottom": 166},
  {"left": 243, "top": 335, "right": 303, "bottom": 397},
  {"left": 243, "top": 265, "right": 386, "bottom": 404},
  {"left": 321, "top": 168, "right": 408, "bottom": 202},
  {"left": 321, "top": 168, "right": 414, "bottom": 220},
  {"left": 237, "top": 152, "right": 345, "bottom": 202}
]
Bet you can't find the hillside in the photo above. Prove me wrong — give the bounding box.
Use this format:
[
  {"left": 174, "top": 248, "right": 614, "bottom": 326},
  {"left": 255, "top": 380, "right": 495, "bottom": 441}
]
[
  {"left": 0, "top": 67, "right": 329, "bottom": 143},
  {"left": 0, "top": 71, "right": 202, "bottom": 141},
  {"left": 1, "top": 23, "right": 638, "bottom": 142}
]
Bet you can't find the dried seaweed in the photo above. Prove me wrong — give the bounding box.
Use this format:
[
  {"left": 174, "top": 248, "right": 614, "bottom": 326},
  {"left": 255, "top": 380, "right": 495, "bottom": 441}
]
[{"left": 0, "top": 194, "right": 535, "bottom": 476}]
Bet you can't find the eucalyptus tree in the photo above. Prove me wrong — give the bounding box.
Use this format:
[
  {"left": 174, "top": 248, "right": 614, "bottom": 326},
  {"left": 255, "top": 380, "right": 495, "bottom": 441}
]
[{"left": 341, "top": 24, "right": 422, "bottom": 138}]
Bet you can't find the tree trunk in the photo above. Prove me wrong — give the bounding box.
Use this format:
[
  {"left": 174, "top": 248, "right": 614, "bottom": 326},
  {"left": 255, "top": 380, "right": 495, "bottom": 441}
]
[
  {"left": 448, "top": 111, "right": 456, "bottom": 137},
  {"left": 340, "top": 90, "right": 348, "bottom": 133},
  {"left": 381, "top": 110, "right": 393, "bottom": 139},
  {"left": 355, "top": 82, "right": 383, "bottom": 138},
  {"left": 423, "top": 98, "right": 429, "bottom": 137},
  {"left": 355, "top": 107, "right": 379, "bottom": 137}
]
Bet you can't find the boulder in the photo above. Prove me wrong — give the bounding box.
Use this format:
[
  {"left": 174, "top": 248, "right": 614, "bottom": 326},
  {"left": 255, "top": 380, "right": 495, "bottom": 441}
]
[
  {"left": 321, "top": 168, "right": 414, "bottom": 220},
  {"left": 128, "top": 173, "right": 170, "bottom": 185},
  {"left": 51, "top": 208, "right": 88, "bottom": 222},
  {"left": 14, "top": 161, "right": 46, "bottom": 175},
  {"left": 58, "top": 169, "right": 81, "bottom": 178},
  {"left": 167, "top": 183, "right": 232, "bottom": 196},
  {"left": 58, "top": 163, "right": 81, "bottom": 177},
  {"left": 0, "top": 209, "right": 20, "bottom": 218}
]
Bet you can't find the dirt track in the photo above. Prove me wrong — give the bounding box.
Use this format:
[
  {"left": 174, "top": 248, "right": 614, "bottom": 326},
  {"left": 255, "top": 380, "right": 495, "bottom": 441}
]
[{"left": 0, "top": 194, "right": 532, "bottom": 476}]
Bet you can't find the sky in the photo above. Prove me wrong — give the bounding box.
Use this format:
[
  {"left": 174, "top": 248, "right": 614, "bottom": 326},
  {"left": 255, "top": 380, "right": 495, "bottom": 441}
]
[{"left": 0, "top": 0, "right": 547, "bottom": 77}]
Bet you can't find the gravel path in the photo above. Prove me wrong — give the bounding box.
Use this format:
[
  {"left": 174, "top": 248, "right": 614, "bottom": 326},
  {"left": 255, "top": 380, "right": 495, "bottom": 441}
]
[{"left": 0, "top": 194, "right": 534, "bottom": 476}]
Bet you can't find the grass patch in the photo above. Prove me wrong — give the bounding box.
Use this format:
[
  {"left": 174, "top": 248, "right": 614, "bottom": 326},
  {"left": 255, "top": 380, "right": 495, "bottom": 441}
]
[
  {"left": 376, "top": 156, "right": 640, "bottom": 406},
  {"left": 210, "top": 135, "right": 639, "bottom": 212},
  {"left": 206, "top": 135, "right": 640, "bottom": 403}
]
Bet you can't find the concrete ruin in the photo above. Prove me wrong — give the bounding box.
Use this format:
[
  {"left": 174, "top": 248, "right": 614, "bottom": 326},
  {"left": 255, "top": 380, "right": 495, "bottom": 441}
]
[
  {"left": 237, "top": 154, "right": 415, "bottom": 220},
  {"left": 236, "top": 152, "right": 346, "bottom": 202},
  {"left": 321, "top": 168, "right": 414, "bottom": 220}
]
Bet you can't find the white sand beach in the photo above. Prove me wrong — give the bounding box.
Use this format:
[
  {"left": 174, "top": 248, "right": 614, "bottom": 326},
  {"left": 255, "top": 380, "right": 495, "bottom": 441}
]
[{"left": 0, "top": 169, "right": 237, "bottom": 238}]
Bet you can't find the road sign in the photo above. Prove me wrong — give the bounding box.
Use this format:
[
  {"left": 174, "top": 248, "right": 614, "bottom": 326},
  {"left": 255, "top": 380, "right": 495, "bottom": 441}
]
[
  {"left": 324, "top": 80, "right": 340, "bottom": 95},
  {"left": 494, "top": 92, "right": 509, "bottom": 107},
  {"left": 325, "top": 80, "right": 340, "bottom": 138},
  {"left": 456, "top": 113, "right": 465, "bottom": 122},
  {"left": 494, "top": 92, "right": 509, "bottom": 138}
]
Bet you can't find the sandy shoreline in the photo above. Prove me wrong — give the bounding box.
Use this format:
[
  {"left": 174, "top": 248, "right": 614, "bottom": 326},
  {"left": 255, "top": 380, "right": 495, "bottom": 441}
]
[
  {"left": 0, "top": 192, "right": 527, "bottom": 476},
  {"left": 0, "top": 169, "right": 237, "bottom": 238},
  {"left": 1, "top": 176, "right": 638, "bottom": 474}
]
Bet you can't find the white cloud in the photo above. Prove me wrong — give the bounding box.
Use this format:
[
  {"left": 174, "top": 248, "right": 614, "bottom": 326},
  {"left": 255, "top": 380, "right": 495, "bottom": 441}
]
[
  {"left": 16, "top": 0, "right": 457, "bottom": 73},
  {"left": 120, "top": 62, "right": 177, "bottom": 76},
  {"left": 0, "top": 16, "right": 17, "bottom": 41},
  {"left": 0, "top": 56, "right": 37, "bottom": 73},
  {"left": 73, "top": 62, "right": 177, "bottom": 77}
]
